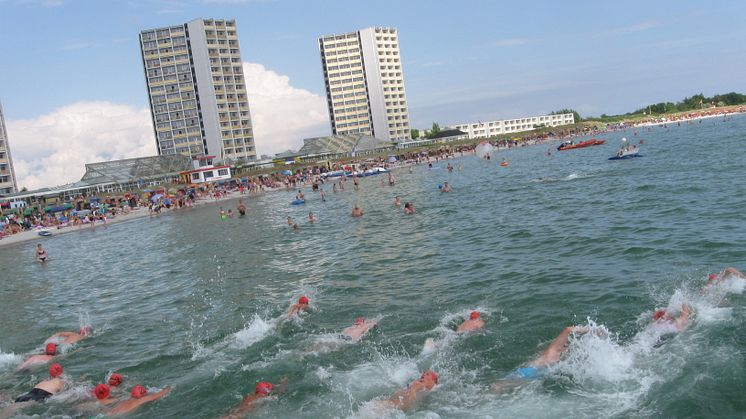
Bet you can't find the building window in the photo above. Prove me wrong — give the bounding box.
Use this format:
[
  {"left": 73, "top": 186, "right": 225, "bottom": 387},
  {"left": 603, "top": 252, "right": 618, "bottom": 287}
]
[{"left": 218, "top": 169, "right": 229, "bottom": 176}]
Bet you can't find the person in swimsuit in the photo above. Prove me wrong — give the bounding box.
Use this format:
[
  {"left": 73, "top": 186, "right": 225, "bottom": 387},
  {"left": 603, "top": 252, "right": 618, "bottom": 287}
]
[
  {"left": 16, "top": 343, "right": 59, "bottom": 371},
  {"left": 341, "top": 317, "right": 378, "bottom": 343},
  {"left": 491, "top": 326, "right": 589, "bottom": 394},
  {"left": 403, "top": 203, "right": 415, "bottom": 215},
  {"left": 237, "top": 200, "right": 246, "bottom": 217},
  {"left": 107, "top": 385, "right": 171, "bottom": 416},
  {"left": 456, "top": 311, "right": 484, "bottom": 333},
  {"left": 351, "top": 205, "right": 364, "bottom": 217},
  {"left": 441, "top": 182, "right": 452, "bottom": 193},
  {"left": 36, "top": 243, "right": 48, "bottom": 262},
  {"left": 14, "top": 363, "right": 65, "bottom": 402},
  {"left": 287, "top": 296, "right": 310, "bottom": 317},
  {"left": 308, "top": 212, "right": 317, "bottom": 223},
  {"left": 222, "top": 379, "right": 286, "bottom": 418},
  {"left": 46, "top": 325, "right": 92, "bottom": 345},
  {"left": 378, "top": 370, "right": 438, "bottom": 412},
  {"left": 394, "top": 196, "right": 401, "bottom": 207},
  {"left": 706, "top": 267, "right": 746, "bottom": 287}
]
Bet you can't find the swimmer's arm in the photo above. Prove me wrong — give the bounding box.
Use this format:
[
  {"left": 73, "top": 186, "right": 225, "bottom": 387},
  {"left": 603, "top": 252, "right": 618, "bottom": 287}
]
[
  {"left": 675, "top": 304, "right": 691, "bottom": 331},
  {"left": 138, "top": 387, "right": 171, "bottom": 403}
]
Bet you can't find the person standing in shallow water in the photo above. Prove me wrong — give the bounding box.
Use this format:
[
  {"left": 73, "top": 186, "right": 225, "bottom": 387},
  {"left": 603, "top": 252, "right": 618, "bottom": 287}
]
[
  {"left": 351, "top": 205, "right": 363, "bottom": 217},
  {"left": 36, "top": 243, "right": 48, "bottom": 262}
]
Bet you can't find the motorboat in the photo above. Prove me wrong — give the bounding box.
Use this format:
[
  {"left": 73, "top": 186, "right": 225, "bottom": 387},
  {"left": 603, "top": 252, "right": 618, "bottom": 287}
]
[
  {"left": 609, "top": 146, "right": 642, "bottom": 160},
  {"left": 557, "top": 139, "right": 605, "bottom": 151}
]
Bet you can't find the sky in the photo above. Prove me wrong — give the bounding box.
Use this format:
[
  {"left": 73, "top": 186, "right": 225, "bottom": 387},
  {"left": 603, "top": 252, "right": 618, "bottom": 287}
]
[{"left": 1, "top": 0, "right": 745, "bottom": 189}]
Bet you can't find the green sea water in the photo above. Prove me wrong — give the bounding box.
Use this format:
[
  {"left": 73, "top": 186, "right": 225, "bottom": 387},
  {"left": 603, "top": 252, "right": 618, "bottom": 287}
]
[{"left": 1, "top": 115, "right": 745, "bottom": 418}]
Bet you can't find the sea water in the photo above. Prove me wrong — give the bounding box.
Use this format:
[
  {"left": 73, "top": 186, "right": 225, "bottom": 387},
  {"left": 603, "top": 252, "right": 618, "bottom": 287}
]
[{"left": 0, "top": 115, "right": 744, "bottom": 418}]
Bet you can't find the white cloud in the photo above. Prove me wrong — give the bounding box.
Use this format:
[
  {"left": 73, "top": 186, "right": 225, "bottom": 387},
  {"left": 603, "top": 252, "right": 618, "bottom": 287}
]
[
  {"left": 7, "top": 102, "right": 156, "bottom": 190},
  {"left": 242, "top": 62, "right": 329, "bottom": 155},
  {"left": 5, "top": 63, "right": 329, "bottom": 190}
]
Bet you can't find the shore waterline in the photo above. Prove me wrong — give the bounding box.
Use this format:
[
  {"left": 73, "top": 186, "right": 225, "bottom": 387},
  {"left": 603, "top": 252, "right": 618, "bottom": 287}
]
[{"left": 1, "top": 115, "right": 745, "bottom": 418}]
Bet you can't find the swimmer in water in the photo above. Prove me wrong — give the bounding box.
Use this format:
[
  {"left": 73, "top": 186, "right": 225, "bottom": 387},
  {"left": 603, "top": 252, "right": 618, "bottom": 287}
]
[
  {"left": 490, "top": 326, "right": 589, "bottom": 394},
  {"left": 287, "top": 296, "right": 310, "bottom": 317},
  {"left": 11, "top": 363, "right": 65, "bottom": 408},
  {"left": 16, "top": 343, "right": 60, "bottom": 372},
  {"left": 308, "top": 212, "right": 317, "bottom": 223},
  {"left": 403, "top": 202, "right": 415, "bottom": 215},
  {"left": 219, "top": 207, "right": 227, "bottom": 220},
  {"left": 351, "top": 205, "right": 364, "bottom": 217},
  {"left": 441, "top": 182, "right": 452, "bottom": 193},
  {"left": 341, "top": 317, "right": 378, "bottom": 343},
  {"left": 222, "top": 379, "right": 286, "bottom": 418},
  {"left": 388, "top": 172, "right": 396, "bottom": 186},
  {"left": 647, "top": 304, "right": 691, "bottom": 336},
  {"left": 36, "top": 244, "right": 48, "bottom": 262},
  {"left": 447, "top": 163, "right": 453, "bottom": 172},
  {"left": 378, "top": 370, "right": 438, "bottom": 412},
  {"left": 456, "top": 311, "right": 484, "bottom": 333},
  {"left": 46, "top": 325, "right": 92, "bottom": 345},
  {"left": 287, "top": 216, "right": 294, "bottom": 226},
  {"left": 296, "top": 190, "right": 305, "bottom": 201},
  {"left": 706, "top": 267, "right": 746, "bottom": 287},
  {"left": 394, "top": 196, "right": 401, "bottom": 207},
  {"left": 237, "top": 199, "right": 246, "bottom": 217},
  {"left": 292, "top": 222, "right": 300, "bottom": 231},
  {"left": 107, "top": 385, "right": 171, "bottom": 416},
  {"left": 227, "top": 209, "right": 234, "bottom": 218}
]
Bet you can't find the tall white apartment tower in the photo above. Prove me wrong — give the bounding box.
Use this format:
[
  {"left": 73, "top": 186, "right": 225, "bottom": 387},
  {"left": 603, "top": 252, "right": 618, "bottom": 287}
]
[
  {"left": 139, "top": 18, "right": 256, "bottom": 162},
  {"left": 319, "top": 27, "right": 410, "bottom": 142},
  {"left": 0, "top": 100, "right": 18, "bottom": 195}
]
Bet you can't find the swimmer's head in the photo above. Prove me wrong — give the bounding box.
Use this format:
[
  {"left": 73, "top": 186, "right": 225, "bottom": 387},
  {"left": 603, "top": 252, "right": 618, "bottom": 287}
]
[
  {"left": 130, "top": 385, "right": 148, "bottom": 399},
  {"left": 421, "top": 370, "right": 438, "bottom": 384},
  {"left": 45, "top": 343, "right": 58, "bottom": 356},
  {"left": 652, "top": 309, "right": 668, "bottom": 321},
  {"left": 79, "top": 326, "right": 93, "bottom": 336},
  {"left": 708, "top": 273, "right": 718, "bottom": 281},
  {"left": 108, "top": 373, "right": 124, "bottom": 387},
  {"left": 255, "top": 381, "right": 274, "bottom": 395},
  {"left": 298, "top": 296, "right": 309, "bottom": 305},
  {"left": 355, "top": 317, "right": 365, "bottom": 326},
  {"left": 469, "top": 311, "right": 480, "bottom": 320},
  {"left": 49, "top": 363, "right": 63, "bottom": 378},
  {"left": 94, "top": 383, "right": 111, "bottom": 400}
]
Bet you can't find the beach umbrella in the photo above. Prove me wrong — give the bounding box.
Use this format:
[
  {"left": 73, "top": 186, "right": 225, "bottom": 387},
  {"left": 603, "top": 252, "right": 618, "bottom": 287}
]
[
  {"left": 281, "top": 170, "right": 292, "bottom": 175},
  {"left": 387, "top": 156, "right": 397, "bottom": 163},
  {"left": 475, "top": 141, "right": 494, "bottom": 158},
  {"left": 150, "top": 194, "right": 163, "bottom": 202}
]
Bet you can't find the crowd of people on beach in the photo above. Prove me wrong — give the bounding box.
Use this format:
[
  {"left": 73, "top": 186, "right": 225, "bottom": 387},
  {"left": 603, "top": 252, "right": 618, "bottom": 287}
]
[{"left": 4, "top": 267, "right": 743, "bottom": 417}]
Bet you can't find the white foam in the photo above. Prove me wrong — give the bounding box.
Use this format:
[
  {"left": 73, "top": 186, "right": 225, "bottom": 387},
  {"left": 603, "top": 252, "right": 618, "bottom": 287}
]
[
  {"left": 0, "top": 348, "right": 22, "bottom": 371},
  {"left": 232, "top": 314, "right": 276, "bottom": 349}
]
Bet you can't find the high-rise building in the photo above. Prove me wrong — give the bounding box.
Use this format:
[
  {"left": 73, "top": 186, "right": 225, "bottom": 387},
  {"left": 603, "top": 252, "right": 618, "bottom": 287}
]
[
  {"left": 319, "top": 27, "right": 410, "bottom": 142},
  {"left": 0, "top": 100, "right": 18, "bottom": 195},
  {"left": 139, "top": 18, "right": 256, "bottom": 162}
]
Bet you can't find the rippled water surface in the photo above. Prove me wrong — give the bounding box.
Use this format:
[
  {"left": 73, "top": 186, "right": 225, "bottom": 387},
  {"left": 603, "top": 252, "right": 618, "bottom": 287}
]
[{"left": 1, "top": 115, "right": 745, "bottom": 418}]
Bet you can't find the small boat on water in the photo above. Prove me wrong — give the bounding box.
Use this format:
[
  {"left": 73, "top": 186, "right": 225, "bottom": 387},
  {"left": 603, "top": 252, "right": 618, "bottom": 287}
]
[
  {"left": 608, "top": 147, "right": 642, "bottom": 160},
  {"left": 557, "top": 139, "right": 605, "bottom": 151}
]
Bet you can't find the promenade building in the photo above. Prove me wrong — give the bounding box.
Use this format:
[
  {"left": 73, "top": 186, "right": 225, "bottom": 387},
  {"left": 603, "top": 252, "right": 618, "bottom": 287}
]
[
  {"left": 318, "top": 27, "right": 410, "bottom": 142},
  {"left": 0, "top": 100, "right": 18, "bottom": 195},
  {"left": 139, "top": 18, "right": 256, "bottom": 162},
  {"left": 450, "top": 113, "right": 575, "bottom": 140}
]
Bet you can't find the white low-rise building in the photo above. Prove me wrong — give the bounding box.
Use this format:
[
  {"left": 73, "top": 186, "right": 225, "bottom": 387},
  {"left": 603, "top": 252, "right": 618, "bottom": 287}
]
[
  {"left": 449, "top": 113, "right": 575, "bottom": 140},
  {"left": 179, "top": 156, "right": 232, "bottom": 184}
]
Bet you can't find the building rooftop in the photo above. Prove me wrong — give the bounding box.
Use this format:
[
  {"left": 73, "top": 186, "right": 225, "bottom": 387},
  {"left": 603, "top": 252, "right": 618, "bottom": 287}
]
[
  {"left": 298, "top": 134, "right": 392, "bottom": 156},
  {"left": 80, "top": 155, "right": 193, "bottom": 185},
  {"left": 430, "top": 129, "right": 467, "bottom": 139}
]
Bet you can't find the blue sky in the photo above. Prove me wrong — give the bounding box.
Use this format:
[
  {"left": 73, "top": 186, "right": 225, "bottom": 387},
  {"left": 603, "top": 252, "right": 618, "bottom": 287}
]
[
  {"left": 1, "top": 0, "right": 746, "bottom": 189},
  {"left": 2, "top": 0, "right": 745, "bottom": 123}
]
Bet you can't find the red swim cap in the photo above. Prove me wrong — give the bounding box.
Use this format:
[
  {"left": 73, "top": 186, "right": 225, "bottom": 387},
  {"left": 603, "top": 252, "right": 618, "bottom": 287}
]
[
  {"left": 298, "top": 296, "right": 309, "bottom": 305},
  {"left": 470, "top": 311, "right": 480, "bottom": 320},
  {"left": 355, "top": 317, "right": 365, "bottom": 326},
  {"left": 94, "top": 383, "right": 111, "bottom": 400},
  {"left": 108, "top": 373, "right": 124, "bottom": 387},
  {"left": 652, "top": 310, "right": 667, "bottom": 320},
  {"left": 49, "top": 363, "right": 63, "bottom": 378},
  {"left": 255, "top": 381, "right": 274, "bottom": 395},
  {"left": 131, "top": 385, "right": 148, "bottom": 398},
  {"left": 421, "top": 370, "right": 438, "bottom": 384},
  {"left": 708, "top": 273, "right": 718, "bottom": 281},
  {"left": 45, "top": 343, "right": 58, "bottom": 356}
]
